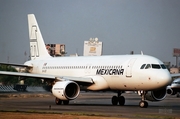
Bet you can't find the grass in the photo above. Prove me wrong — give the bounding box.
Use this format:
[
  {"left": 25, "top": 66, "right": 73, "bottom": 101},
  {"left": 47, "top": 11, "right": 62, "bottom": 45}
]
[
  {"left": 0, "top": 110, "right": 180, "bottom": 119},
  {"left": 0, "top": 110, "right": 126, "bottom": 119}
]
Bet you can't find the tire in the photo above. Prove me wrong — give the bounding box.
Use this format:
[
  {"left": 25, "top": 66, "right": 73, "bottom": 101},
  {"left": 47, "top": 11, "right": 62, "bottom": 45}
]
[
  {"left": 139, "top": 101, "right": 148, "bottom": 108},
  {"left": 118, "top": 96, "right": 125, "bottom": 106},
  {"left": 63, "top": 100, "right": 69, "bottom": 105},
  {"left": 55, "top": 97, "right": 62, "bottom": 105},
  {"left": 112, "top": 96, "right": 118, "bottom": 105}
]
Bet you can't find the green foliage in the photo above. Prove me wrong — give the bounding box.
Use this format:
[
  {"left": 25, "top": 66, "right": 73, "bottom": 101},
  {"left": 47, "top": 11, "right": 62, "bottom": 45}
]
[
  {"left": 24, "top": 78, "right": 43, "bottom": 86},
  {"left": 0, "top": 65, "right": 43, "bottom": 86},
  {"left": 0, "top": 65, "right": 19, "bottom": 85}
]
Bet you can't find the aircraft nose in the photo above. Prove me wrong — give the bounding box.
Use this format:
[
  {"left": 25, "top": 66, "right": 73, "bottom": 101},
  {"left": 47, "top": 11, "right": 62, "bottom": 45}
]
[{"left": 158, "top": 71, "right": 172, "bottom": 87}]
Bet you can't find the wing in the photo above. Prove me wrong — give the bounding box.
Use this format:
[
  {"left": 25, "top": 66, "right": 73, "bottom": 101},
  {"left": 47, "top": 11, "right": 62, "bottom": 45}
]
[
  {"left": 0, "top": 71, "right": 93, "bottom": 84},
  {"left": 0, "top": 62, "right": 31, "bottom": 68},
  {"left": 171, "top": 73, "right": 180, "bottom": 78}
]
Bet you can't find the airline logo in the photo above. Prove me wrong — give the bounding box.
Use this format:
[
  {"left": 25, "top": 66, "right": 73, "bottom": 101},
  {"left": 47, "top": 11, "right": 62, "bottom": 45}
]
[
  {"left": 43, "top": 63, "right": 47, "bottom": 66},
  {"left": 96, "top": 68, "right": 124, "bottom": 75}
]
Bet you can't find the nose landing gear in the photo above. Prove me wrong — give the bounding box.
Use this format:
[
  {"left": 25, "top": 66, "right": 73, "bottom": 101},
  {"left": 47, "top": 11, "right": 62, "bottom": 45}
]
[
  {"left": 139, "top": 100, "right": 148, "bottom": 108},
  {"left": 138, "top": 91, "right": 148, "bottom": 108}
]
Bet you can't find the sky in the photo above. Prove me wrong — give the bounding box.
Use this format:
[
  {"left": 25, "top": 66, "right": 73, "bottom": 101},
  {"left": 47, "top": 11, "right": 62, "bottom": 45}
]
[{"left": 0, "top": 0, "right": 180, "bottom": 65}]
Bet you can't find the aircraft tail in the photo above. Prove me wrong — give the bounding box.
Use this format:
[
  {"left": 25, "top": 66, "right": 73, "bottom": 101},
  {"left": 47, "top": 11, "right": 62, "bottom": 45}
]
[{"left": 27, "top": 14, "right": 51, "bottom": 60}]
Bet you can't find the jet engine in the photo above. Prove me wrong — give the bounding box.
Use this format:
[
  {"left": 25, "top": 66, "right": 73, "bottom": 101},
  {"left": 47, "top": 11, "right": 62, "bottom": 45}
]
[
  {"left": 166, "top": 87, "right": 176, "bottom": 95},
  {"left": 52, "top": 81, "right": 80, "bottom": 100},
  {"left": 145, "top": 88, "right": 167, "bottom": 101}
]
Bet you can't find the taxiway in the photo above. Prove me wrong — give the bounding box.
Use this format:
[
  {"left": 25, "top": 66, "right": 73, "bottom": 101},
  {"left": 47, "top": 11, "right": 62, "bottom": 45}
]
[{"left": 0, "top": 92, "right": 180, "bottom": 118}]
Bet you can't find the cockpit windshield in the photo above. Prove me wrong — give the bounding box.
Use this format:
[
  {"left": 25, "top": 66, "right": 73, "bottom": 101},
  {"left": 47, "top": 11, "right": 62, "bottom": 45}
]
[
  {"left": 145, "top": 64, "right": 151, "bottom": 69},
  {"left": 140, "top": 64, "right": 146, "bottom": 69},
  {"left": 152, "top": 64, "right": 161, "bottom": 69},
  {"left": 140, "top": 64, "right": 167, "bottom": 69},
  {"left": 161, "top": 64, "right": 167, "bottom": 69}
]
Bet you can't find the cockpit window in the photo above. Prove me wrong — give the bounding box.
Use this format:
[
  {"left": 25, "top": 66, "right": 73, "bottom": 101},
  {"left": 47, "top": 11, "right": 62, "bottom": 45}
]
[
  {"left": 145, "top": 64, "right": 151, "bottom": 69},
  {"left": 160, "top": 64, "right": 167, "bottom": 69},
  {"left": 152, "top": 64, "right": 161, "bottom": 69},
  {"left": 140, "top": 64, "right": 167, "bottom": 69},
  {"left": 140, "top": 64, "right": 146, "bottom": 69}
]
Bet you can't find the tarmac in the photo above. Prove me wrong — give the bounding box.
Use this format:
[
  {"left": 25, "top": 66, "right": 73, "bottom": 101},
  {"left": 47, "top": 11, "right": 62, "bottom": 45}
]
[{"left": 0, "top": 91, "right": 180, "bottom": 119}]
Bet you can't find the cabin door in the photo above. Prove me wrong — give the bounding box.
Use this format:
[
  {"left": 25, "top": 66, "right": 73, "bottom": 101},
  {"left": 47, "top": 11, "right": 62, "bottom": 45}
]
[{"left": 126, "top": 58, "right": 136, "bottom": 77}]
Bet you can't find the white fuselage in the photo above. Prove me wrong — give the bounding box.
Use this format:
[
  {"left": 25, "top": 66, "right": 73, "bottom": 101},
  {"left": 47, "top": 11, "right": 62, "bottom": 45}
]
[{"left": 25, "top": 54, "right": 171, "bottom": 91}]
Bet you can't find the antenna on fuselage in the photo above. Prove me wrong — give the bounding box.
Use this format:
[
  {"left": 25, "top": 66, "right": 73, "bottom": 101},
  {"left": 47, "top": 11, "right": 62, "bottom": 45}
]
[{"left": 141, "top": 51, "right": 144, "bottom": 55}]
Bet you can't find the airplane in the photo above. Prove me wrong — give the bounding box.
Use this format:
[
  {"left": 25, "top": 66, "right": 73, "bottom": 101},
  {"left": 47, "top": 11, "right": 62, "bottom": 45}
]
[
  {"left": 167, "top": 78, "right": 180, "bottom": 97},
  {"left": 0, "top": 14, "right": 176, "bottom": 108}
]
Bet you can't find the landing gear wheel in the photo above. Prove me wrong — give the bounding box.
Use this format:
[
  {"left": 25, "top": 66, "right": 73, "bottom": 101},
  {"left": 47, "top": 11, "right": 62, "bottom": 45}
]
[
  {"left": 55, "top": 98, "right": 62, "bottom": 105},
  {"left": 63, "top": 100, "right": 69, "bottom": 105},
  {"left": 112, "top": 96, "right": 118, "bottom": 105},
  {"left": 177, "top": 92, "right": 180, "bottom": 97},
  {"left": 139, "top": 101, "right": 148, "bottom": 108},
  {"left": 118, "top": 96, "right": 125, "bottom": 106}
]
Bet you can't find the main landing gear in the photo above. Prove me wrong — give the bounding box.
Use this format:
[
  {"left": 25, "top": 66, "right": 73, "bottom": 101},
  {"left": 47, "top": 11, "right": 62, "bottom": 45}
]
[
  {"left": 138, "top": 91, "right": 148, "bottom": 108},
  {"left": 55, "top": 97, "right": 69, "bottom": 105},
  {"left": 111, "top": 91, "right": 149, "bottom": 108},
  {"left": 111, "top": 91, "right": 125, "bottom": 106}
]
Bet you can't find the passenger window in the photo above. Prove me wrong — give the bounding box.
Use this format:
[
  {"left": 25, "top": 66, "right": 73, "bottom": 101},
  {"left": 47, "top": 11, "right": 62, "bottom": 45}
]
[
  {"left": 145, "top": 64, "right": 151, "bottom": 69},
  {"left": 140, "top": 64, "right": 146, "bottom": 69}
]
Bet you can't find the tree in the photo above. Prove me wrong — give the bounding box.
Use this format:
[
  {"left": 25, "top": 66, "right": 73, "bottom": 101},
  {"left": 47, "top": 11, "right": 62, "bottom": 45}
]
[
  {"left": 0, "top": 65, "right": 45, "bottom": 86},
  {"left": 0, "top": 65, "right": 19, "bottom": 85},
  {"left": 24, "top": 78, "right": 43, "bottom": 86}
]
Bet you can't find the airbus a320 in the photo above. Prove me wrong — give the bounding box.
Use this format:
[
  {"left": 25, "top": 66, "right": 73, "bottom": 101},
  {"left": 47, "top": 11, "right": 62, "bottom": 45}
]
[{"left": 0, "top": 14, "right": 176, "bottom": 108}]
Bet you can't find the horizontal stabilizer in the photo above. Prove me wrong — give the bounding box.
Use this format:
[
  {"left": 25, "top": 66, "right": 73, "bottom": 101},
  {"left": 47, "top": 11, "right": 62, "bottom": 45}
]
[{"left": 0, "top": 62, "right": 32, "bottom": 68}]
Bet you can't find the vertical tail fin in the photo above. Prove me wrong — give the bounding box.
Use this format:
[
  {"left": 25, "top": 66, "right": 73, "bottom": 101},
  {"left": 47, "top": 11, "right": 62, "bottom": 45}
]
[{"left": 27, "top": 14, "right": 51, "bottom": 60}]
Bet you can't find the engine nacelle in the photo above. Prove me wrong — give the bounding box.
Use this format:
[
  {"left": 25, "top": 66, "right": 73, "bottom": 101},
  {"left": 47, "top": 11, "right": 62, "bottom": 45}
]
[
  {"left": 167, "top": 88, "right": 173, "bottom": 95},
  {"left": 167, "top": 87, "right": 176, "bottom": 95},
  {"left": 52, "top": 81, "right": 80, "bottom": 100},
  {"left": 145, "top": 88, "right": 166, "bottom": 101}
]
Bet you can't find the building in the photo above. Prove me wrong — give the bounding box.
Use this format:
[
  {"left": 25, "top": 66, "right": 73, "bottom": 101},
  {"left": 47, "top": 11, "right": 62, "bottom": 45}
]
[
  {"left": 83, "top": 38, "right": 102, "bottom": 56},
  {"left": 45, "top": 44, "right": 66, "bottom": 57}
]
